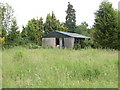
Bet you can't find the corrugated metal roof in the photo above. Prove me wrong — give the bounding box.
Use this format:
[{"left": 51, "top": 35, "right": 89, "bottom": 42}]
[{"left": 56, "top": 31, "right": 90, "bottom": 38}]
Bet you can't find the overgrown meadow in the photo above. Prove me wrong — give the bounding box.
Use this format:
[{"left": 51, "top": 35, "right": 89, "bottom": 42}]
[
  {"left": 0, "top": 48, "right": 2, "bottom": 89},
  {"left": 2, "top": 47, "right": 118, "bottom": 88}
]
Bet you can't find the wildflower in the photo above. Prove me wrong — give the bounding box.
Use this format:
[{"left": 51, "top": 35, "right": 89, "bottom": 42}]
[{"left": 0, "top": 37, "right": 5, "bottom": 45}]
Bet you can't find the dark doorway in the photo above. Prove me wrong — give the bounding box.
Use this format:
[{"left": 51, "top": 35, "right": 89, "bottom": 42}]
[
  {"left": 56, "top": 38, "right": 60, "bottom": 45},
  {"left": 62, "top": 38, "right": 64, "bottom": 47}
]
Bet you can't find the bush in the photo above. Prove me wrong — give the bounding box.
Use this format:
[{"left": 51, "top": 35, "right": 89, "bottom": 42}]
[
  {"left": 74, "top": 43, "right": 81, "bottom": 50},
  {"left": 74, "top": 39, "right": 97, "bottom": 49},
  {"left": 81, "top": 39, "right": 95, "bottom": 49}
]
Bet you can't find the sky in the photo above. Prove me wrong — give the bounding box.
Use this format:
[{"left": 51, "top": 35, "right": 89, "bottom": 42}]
[{"left": 0, "top": 0, "right": 119, "bottom": 30}]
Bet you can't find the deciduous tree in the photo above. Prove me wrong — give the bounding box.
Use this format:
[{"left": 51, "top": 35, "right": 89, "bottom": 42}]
[
  {"left": 0, "top": 3, "right": 14, "bottom": 37},
  {"left": 23, "top": 17, "right": 44, "bottom": 45},
  {"left": 75, "top": 22, "right": 92, "bottom": 36}
]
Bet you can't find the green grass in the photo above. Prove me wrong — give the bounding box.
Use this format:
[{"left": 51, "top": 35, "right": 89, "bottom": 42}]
[
  {"left": 2, "top": 47, "right": 118, "bottom": 88},
  {"left": 0, "top": 47, "right": 2, "bottom": 89}
]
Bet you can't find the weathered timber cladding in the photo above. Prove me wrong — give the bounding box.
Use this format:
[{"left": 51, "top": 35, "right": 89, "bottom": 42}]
[
  {"left": 64, "top": 38, "right": 74, "bottom": 48},
  {"left": 59, "top": 38, "right": 63, "bottom": 48},
  {"left": 42, "top": 38, "right": 56, "bottom": 48}
]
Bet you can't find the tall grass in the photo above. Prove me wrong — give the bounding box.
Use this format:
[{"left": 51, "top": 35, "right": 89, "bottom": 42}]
[
  {"left": 2, "top": 47, "right": 118, "bottom": 88},
  {"left": 0, "top": 47, "right": 2, "bottom": 89}
]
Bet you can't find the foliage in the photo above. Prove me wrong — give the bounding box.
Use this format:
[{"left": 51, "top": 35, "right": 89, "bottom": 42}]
[
  {"left": 81, "top": 39, "right": 95, "bottom": 48},
  {"left": 74, "top": 43, "right": 81, "bottom": 50},
  {"left": 57, "top": 22, "right": 68, "bottom": 32},
  {"left": 0, "top": 37, "right": 5, "bottom": 46},
  {"left": 75, "top": 22, "right": 93, "bottom": 37},
  {"left": 74, "top": 39, "right": 95, "bottom": 49},
  {"left": 2, "top": 47, "right": 118, "bottom": 88},
  {"left": 7, "top": 19, "right": 19, "bottom": 41},
  {"left": 26, "top": 43, "right": 41, "bottom": 49},
  {"left": 44, "top": 13, "right": 58, "bottom": 35},
  {"left": 21, "top": 12, "right": 68, "bottom": 47},
  {"left": 118, "top": 10, "right": 120, "bottom": 50},
  {"left": 0, "top": 3, "right": 14, "bottom": 38},
  {"left": 0, "top": 3, "right": 22, "bottom": 48},
  {"left": 44, "top": 12, "right": 68, "bottom": 35},
  {"left": 1, "top": 1, "right": 118, "bottom": 50},
  {"left": 65, "top": 2, "right": 76, "bottom": 32},
  {"left": 22, "top": 17, "right": 44, "bottom": 45},
  {"left": 93, "top": 0, "right": 119, "bottom": 49},
  {"left": 21, "top": 26, "right": 27, "bottom": 39},
  {"left": 5, "top": 19, "right": 20, "bottom": 47}
]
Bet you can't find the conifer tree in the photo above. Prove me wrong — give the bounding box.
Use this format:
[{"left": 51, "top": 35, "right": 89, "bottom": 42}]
[
  {"left": 93, "top": 0, "right": 118, "bottom": 49},
  {"left": 65, "top": 2, "right": 76, "bottom": 32}
]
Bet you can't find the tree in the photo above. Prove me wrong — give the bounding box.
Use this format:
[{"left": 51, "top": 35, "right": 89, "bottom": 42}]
[
  {"left": 7, "top": 19, "right": 20, "bottom": 46},
  {"left": 75, "top": 21, "right": 91, "bottom": 36},
  {"left": 0, "top": 3, "right": 14, "bottom": 37},
  {"left": 65, "top": 2, "right": 76, "bottom": 32},
  {"left": 44, "top": 12, "right": 59, "bottom": 35},
  {"left": 44, "top": 12, "right": 68, "bottom": 35},
  {"left": 26, "top": 18, "right": 37, "bottom": 42},
  {"left": 44, "top": 13, "right": 52, "bottom": 35},
  {"left": 93, "top": 0, "right": 119, "bottom": 49},
  {"left": 21, "top": 26, "right": 27, "bottom": 38},
  {"left": 59, "top": 22, "right": 68, "bottom": 32},
  {"left": 36, "top": 17, "right": 44, "bottom": 45},
  {"left": 118, "top": 10, "right": 120, "bottom": 50},
  {"left": 24, "top": 17, "right": 44, "bottom": 45},
  {"left": 0, "top": 3, "right": 21, "bottom": 47}
]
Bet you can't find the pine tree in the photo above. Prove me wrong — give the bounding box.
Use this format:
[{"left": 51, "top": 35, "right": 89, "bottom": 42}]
[{"left": 65, "top": 2, "right": 76, "bottom": 32}]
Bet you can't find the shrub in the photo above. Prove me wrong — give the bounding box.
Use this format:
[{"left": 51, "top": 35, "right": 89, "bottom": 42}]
[
  {"left": 81, "top": 39, "right": 95, "bottom": 49},
  {"left": 0, "top": 37, "right": 5, "bottom": 46},
  {"left": 74, "top": 43, "right": 81, "bottom": 50}
]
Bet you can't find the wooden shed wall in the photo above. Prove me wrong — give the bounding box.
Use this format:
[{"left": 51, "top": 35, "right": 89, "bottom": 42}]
[
  {"left": 42, "top": 38, "right": 56, "bottom": 48},
  {"left": 64, "top": 38, "right": 74, "bottom": 48}
]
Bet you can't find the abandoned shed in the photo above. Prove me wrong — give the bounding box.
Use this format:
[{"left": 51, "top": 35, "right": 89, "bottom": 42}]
[{"left": 42, "top": 31, "right": 90, "bottom": 48}]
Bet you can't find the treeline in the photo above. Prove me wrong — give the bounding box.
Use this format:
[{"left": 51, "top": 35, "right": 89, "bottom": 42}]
[
  {"left": 21, "top": 13, "right": 68, "bottom": 46},
  {"left": 0, "top": 0, "right": 119, "bottom": 49}
]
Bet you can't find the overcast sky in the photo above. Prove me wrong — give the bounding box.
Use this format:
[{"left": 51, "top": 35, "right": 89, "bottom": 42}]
[{"left": 0, "top": 0, "right": 119, "bottom": 30}]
